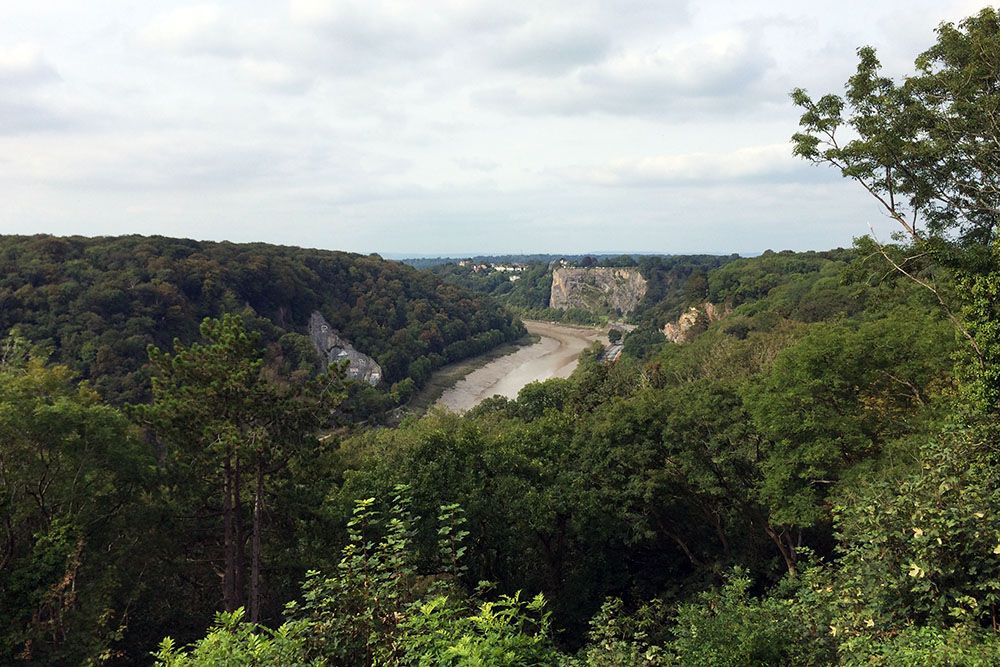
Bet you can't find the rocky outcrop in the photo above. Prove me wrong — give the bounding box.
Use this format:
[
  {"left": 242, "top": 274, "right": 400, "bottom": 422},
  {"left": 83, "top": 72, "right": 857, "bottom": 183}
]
[
  {"left": 662, "top": 302, "right": 730, "bottom": 343},
  {"left": 308, "top": 312, "right": 382, "bottom": 385},
  {"left": 549, "top": 268, "right": 647, "bottom": 315}
]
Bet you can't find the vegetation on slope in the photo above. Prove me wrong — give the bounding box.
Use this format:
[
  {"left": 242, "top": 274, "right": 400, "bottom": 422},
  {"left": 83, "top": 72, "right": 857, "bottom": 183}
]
[{"left": 0, "top": 235, "right": 523, "bottom": 405}]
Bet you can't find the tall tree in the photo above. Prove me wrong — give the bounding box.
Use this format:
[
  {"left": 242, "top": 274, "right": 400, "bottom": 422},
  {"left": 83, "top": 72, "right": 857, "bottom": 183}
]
[
  {"left": 140, "top": 314, "right": 340, "bottom": 621},
  {"left": 791, "top": 7, "right": 1000, "bottom": 410},
  {"left": 792, "top": 8, "right": 1000, "bottom": 246}
]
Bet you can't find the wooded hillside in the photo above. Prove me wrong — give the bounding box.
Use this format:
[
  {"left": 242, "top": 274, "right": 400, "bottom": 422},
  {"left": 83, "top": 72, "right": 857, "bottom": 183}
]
[{"left": 0, "top": 235, "right": 523, "bottom": 403}]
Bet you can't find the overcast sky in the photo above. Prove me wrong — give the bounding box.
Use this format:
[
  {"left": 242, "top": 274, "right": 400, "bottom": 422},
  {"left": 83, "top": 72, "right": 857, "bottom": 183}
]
[{"left": 0, "top": 1, "right": 990, "bottom": 255}]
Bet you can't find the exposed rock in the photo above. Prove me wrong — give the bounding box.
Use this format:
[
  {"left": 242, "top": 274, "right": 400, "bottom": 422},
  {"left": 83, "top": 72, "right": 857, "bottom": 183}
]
[
  {"left": 308, "top": 311, "right": 382, "bottom": 385},
  {"left": 662, "top": 302, "right": 730, "bottom": 343},
  {"left": 549, "top": 267, "right": 647, "bottom": 315}
]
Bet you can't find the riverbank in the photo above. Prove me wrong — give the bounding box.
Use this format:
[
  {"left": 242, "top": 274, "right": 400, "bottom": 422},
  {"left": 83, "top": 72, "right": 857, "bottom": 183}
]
[
  {"left": 404, "top": 332, "right": 540, "bottom": 414},
  {"left": 434, "top": 320, "right": 607, "bottom": 413}
]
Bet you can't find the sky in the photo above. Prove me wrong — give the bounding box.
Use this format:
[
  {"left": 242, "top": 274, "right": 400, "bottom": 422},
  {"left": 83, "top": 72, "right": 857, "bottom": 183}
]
[{"left": 0, "top": 0, "right": 991, "bottom": 256}]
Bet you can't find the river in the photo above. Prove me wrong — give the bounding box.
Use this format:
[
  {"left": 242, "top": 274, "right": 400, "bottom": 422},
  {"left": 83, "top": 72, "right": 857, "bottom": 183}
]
[{"left": 434, "top": 320, "right": 608, "bottom": 413}]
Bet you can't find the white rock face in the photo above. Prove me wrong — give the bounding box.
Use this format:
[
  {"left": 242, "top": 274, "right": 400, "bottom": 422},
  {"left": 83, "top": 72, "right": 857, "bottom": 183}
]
[
  {"left": 307, "top": 311, "right": 382, "bottom": 385},
  {"left": 662, "top": 302, "right": 730, "bottom": 343},
  {"left": 549, "top": 268, "right": 647, "bottom": 315}
]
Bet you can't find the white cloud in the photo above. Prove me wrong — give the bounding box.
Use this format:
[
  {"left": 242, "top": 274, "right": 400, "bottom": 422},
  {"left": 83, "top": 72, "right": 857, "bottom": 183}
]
[
  {"left": 473, "top": 29, "right": 773, "bottom": 118},
  {"left": 288, "top": 0, "right": 338, "bottom": 24},
  {"left": 567, "top": 144, "right": 802, "bottom": 186},
  {"left": 491, "top": 20, "right": 611, "bottom": 74},
  {"left": 137, "top": 4, "right": 239, "bottom": 55},
  {"left": 0, "top": 43, "right": 59, "bottom": 86},
  {"left": 237, "top": 58, "right": 313, "bottom": 93}
]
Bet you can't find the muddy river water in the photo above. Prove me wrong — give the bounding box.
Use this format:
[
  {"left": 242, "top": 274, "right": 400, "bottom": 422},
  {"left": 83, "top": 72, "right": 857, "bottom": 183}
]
[{"left": 435, "top": 320, "right": 608, "bottom": 413}]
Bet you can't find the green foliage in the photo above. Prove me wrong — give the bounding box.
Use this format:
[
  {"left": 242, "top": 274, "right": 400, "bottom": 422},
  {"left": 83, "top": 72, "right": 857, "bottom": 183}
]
[
  {"left": 834, "top": 430, "right": 1000, "bottom": 637},
  {"left": 0, "top": 352, "right": 152, "bottom": 664},
  {"left": 631, "top": 255, "right": 736, "bottom": 327},
  {"left": 744, "top": 310, "right": 955, "bottom": 529},
  {"left": 792, "top": 8, "right": 1000, "bottom": 245},
  {"left": 619, "top": 324, "right": 665, "bottom": 361},
  {"left": 162, "top": 489, "right": 560, "bottom": 665},
  {"left": 845, "top": 625, "right": 1000, "bottom": 666},
  {"left": 0, "top": 234, "right": 523, "bottom": 404},
  {"left": 665, "top": 567, "right": 837, "bottom": 666},
  {"left": 155, "top": 611, "right": 317, "bottom": 667},
  {"left": 398, "top": 593, "right": 558, "bottom": 666},
  {"left": 290, "top": 489, "right": 420, "bottom": 664},
  {"left": 138, "top": 314, "right": 341, "bottom": 632},
  {"left": 959, "top": 242, "right": 1000, "bottom": 413},
  {"left": 791, "top": 7, "right": 1000, "bottom": 414},
  {"left": 707, "top": 250, "right": 854, "bottom": 309},
  {"left": 572, "top": 597, "right": 669, "bottom": 666}
]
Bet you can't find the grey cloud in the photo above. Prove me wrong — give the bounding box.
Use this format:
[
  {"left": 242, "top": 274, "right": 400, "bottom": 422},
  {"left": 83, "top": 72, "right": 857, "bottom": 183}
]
[
  {"left": 0, "top": 99, "right": 76, "bottom": 134},
  {"left": 137, "top": 5, "right": 247, "bottom": 57},
  {"left": 0, "top": 46, "right": 77, "bottom": 134},
  {"left": 291, "top": 2, "right": 450, "bottom": 75},
  {"left": 0, "top": 48, "right": 59, "bottom": 87},
  {"left": 491, "top": 22, "right": 611, "bottom": 75},
  {"left": 560, "top": 144, "right": 836, "bottom": 188},
  {"left": 58, "top": 143, "right": 301, "bottom": 191},
  {"left": 473, "top": 30, "right": 774, "bottom": 118}
]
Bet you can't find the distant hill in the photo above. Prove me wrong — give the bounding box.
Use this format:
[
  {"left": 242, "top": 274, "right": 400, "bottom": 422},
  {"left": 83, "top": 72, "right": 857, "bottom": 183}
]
[
  {"left": 0, "top": 235, "right": 523, "bottom": 403},
  {"left": 400, "top": 253, "right": 674, "bottom": 269}
]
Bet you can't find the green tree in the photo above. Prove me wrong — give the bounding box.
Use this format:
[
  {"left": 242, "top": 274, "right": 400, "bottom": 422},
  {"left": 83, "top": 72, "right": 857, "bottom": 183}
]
[
  {"left": 140, "top": 314, "right": 339, "bottom": 622},
  {"left": 833, "top": 431, "right": 1000, "bottom": 640},
  {"left": 792, "top": 8, "right": 1000, "bottom": 246},
  {"left": 158, "top": 491, "right": 561, "bottom": 666},
  {"left": 0, "top": 344, "right": 152, "bottom": 663},
  {"left": 792, "top": 8, "right": 1000, "bottom": 409}
]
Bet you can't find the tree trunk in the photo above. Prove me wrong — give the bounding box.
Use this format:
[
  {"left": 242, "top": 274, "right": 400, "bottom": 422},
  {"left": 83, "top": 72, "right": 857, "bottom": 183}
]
[
  {"left": 711, "top": 510, "right": 731, "bottom": 560},
  {"left": 223, "top": 452, "right": 238, "bottom": 611},
  {"left": 250, "top": 458, "right": 264, "bottom": 623},
  {"left": 234, "top": 457, "right": 245, "bottom": 613},
  {"left": 656, "top": 516, "right": 703, "bottom": 567},
  {"left": 765, "top": 524, "right": 798, "bottom": 576}
]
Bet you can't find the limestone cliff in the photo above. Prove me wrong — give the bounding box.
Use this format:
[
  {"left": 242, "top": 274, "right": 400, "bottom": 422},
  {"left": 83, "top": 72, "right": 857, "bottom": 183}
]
[
  {"left": 308, "top": 312, "right": 382, "bottom": 385},
  {"left": 662, "top": 302, "right": 730, "bottom": 343},
  {"left": 549, "top": 268, "right": 647, "bottom": 315}
]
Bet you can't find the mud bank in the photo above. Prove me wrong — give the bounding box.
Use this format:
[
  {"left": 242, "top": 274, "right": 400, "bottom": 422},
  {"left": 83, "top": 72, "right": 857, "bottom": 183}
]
[{"left": 435, "top": 320, "right": 607, "bottom": 413}]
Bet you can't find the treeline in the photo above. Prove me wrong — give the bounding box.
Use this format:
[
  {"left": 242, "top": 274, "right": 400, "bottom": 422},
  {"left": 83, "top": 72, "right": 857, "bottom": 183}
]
[
  {"left": 404, "top": 253, "right": 667, "bottom": 270},
  {"left": 0, "top": 235, "right": 523, "bottom": 405}
]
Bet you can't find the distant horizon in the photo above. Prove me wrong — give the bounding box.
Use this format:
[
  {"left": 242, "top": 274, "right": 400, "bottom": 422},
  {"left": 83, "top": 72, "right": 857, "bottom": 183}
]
[
  {"left": 0, "top": 229, "right": 835, "bottom": 260},
  {"left": 385, "top": 250, "right": 759, "bottom": 260}
]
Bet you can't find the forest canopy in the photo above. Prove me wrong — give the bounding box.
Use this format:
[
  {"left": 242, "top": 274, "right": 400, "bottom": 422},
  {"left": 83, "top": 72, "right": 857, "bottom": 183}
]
[{"left": 0, "top": 235, "right": 524, "bottom": 404}]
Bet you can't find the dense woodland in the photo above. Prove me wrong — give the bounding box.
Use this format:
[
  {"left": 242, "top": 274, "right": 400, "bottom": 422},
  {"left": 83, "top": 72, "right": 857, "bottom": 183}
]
[
  {"left": 0, "top": 235, "right": 523, "bottom": 406},
  {"left": 5, "top": 8, "right": 1000, "bottom": 665}
]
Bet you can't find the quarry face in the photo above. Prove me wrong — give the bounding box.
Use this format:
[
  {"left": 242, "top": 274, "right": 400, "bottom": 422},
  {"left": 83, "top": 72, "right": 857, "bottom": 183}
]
[{"left": 549, "top": 267, "right": 647, "bottom": 315}]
